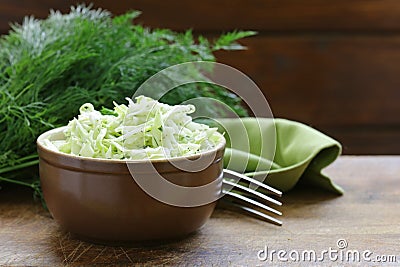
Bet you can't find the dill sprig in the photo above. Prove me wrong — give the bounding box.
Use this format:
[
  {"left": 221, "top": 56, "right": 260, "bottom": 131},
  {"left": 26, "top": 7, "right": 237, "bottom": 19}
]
[{"left": 0, "top": 4, "right": 255, "bottom": 197}]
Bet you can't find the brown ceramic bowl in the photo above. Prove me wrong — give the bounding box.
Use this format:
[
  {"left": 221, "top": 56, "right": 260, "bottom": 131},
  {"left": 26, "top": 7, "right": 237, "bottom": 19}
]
[{"left": 37, "top": 126, "right": 225, "bottom": 243}]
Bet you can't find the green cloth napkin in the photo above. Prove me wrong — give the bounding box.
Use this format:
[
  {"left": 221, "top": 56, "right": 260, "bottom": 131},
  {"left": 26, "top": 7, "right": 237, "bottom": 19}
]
[{"left": 217, "top": 118, "right": 343, "bottom": 194}]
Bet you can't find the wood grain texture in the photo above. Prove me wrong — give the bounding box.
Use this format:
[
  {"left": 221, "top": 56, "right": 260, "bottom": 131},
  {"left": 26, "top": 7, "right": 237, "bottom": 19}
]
[
  {"left": 0, "top": 156, "right": 399, "bottom": 266},
  {"left": 215, "top": 36, "right": 400, "bottom": 154},
  {"left": 216, "top": 36, "right": 400, "bottom": 127},
  {"left": 325, "top": 126, "right": 400, "bottom": 155},
  {"left": 3, "top": 0, "right": 400, "bottom": 32},
  {"left": 0, "top": 1, "right": 399, "bottom": 154}
]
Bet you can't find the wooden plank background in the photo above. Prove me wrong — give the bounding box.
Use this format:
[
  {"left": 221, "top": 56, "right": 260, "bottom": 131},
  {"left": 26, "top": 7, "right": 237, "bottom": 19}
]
[{"left": 1, "top": 0, "right": 399, "bottom": 154}]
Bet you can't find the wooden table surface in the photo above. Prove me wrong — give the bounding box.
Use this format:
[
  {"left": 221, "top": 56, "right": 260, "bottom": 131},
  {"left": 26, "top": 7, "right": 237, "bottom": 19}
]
[{"left": 0, "top": 156, "right": 399, "bottom": 266}]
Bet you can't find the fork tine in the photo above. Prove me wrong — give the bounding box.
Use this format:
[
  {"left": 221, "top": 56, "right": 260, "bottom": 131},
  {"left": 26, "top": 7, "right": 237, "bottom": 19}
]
[
  {"left": 225, "top": 201, "right": 283, "bottom": 226},
  {"left": 223, "top": 190, "right": 282, "bottom": 216},
  {"left": 224, "top": 169, "right": 282, "bottom": 197},
  {"left": 222, "top": 169, "right": 283, "bottom": 225},
  {"left": 223, "top": 179, "right": 282, "bottom": 206}
]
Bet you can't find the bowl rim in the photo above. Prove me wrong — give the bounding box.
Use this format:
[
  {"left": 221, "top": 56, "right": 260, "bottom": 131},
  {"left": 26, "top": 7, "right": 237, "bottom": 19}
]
[{"left": 37, "top": 126, "right": 226, "bottom": 164}]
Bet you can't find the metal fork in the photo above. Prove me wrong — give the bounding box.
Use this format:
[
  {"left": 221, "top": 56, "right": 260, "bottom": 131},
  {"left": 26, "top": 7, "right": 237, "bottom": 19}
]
[{"left": 220, "top": 169, "right": 283, "bottom": 226}]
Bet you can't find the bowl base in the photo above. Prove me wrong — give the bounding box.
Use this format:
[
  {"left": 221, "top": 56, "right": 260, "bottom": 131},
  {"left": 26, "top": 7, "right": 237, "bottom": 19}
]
[{"left": 68, "top": 229, "right": 200, "bottom": 247}]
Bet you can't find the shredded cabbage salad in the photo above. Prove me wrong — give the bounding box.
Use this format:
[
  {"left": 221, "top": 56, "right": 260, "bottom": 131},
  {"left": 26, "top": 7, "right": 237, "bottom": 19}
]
[{"left": 43, "top": 96, "right": 222, "bottom": 160}]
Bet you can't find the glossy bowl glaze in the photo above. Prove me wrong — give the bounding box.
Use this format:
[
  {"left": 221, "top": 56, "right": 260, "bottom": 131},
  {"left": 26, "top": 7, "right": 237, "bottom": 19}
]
[{"left": 37, "top": 127, "right": 225, "bottom": 243}]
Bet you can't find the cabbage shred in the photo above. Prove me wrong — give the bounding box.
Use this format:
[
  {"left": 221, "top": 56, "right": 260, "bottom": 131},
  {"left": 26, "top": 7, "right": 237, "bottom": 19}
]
[{"left": 44, "top": 96, "right": 221, "bottom": 159}]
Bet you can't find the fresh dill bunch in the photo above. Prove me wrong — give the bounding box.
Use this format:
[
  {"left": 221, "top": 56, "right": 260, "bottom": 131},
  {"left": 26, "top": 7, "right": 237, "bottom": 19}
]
[{"left": 0, "top": 4, "right": 256, "bottom": 195}]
